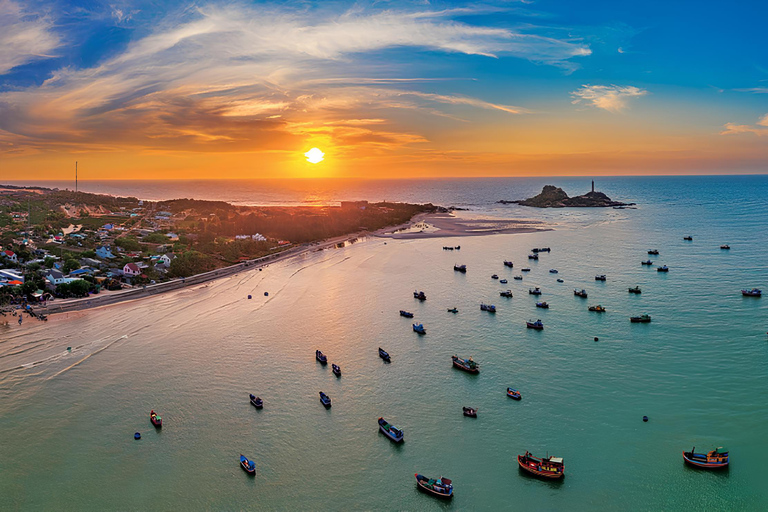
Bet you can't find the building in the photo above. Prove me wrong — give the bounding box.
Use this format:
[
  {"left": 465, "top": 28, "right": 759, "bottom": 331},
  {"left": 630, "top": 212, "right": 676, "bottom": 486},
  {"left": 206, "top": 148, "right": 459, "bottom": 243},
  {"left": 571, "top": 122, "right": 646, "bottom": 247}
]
[
  {"left": 123, "top": 263, "right": 142, "bottom": 277},
  {"left": 160, "top": 253, "right": 176, "bottom": 266},
  {"left": 2, "top": 250, "right": 18, "bottom": 263},
  {"left": 95, "top": 246, "right": 115, "bottom": 259}
]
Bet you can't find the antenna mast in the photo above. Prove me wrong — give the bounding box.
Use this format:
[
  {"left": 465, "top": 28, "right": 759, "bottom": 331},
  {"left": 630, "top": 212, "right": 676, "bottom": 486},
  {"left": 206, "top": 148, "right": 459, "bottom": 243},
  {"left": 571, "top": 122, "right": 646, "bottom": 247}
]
[{"left": 76, "top": 161, "right": 78, "bottom": 193}]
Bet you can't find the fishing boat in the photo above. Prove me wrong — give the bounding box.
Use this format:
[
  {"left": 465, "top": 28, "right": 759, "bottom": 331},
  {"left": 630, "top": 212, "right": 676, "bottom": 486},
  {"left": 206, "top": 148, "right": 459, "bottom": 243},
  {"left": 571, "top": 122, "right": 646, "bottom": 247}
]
[
  {"left": 413, "top": 290, "right": 427, "bottom": 301},
  {"left": 628, "top": 286, "right": 642, "bottom": 294},
  {"left": 538, "top": 247, "right": 551, "bottom": 253},
  {"left": 521, "top": 268, "right": 531, "bottom": 272},
  {"left": 532, "top": 248, "right": 540, "bottom": 253},
  {"left": 648, "top": 249, "right": 659, "bottom": 255},
  {"left": 549, "top": 269, "right": 558, "bottom": 274},
  {"left": 319, "top": 391, "right": 332, "bottom": 407},
  {"left": 742, "top": 288, "right": 762, "bottom": 297},
  {"left": 574, "top": 289, "right": 588, "bottom": 298},
  {"left": 240, "top": 454, "right": 256, "bottom": 475},
  {"left": 447, "top": 307, "right": 459, "bottom": 313},
  {"left": 455, "top": 246, "right": 461, "bottom": 250},
  {"left": 249, "top": 394, "right": 263, "bottom": 408},
  {"left": 526, "top": 319, "right": 544, "bottom": 330},
  {"left": 682, "top": 447, "right": 729, "bottom": 469},
  {"left": 657, "top": 265, "right": 669, "bottom": 272},
  {"left": 641, "top": 260, "right": 654, "bottom": 265},
  {"left": 595, "top": 274, "right": 606, "bottom": 281},
  {"left": 514, "top": 275, "right": 524, "bottom": 280},
  {"left": 556, "top": 278, "right": 564, "bottom": 283},
  {"left": 378, "top": 347, "right": 391, "bottom": 362},
  {"left": 536, "top": 301, "right": 549, "bottom": 309},
  {"left": 462, "top": 407, "right": 477, "bottom": 418},
  {"left": 528, "top": 254, "right": 539, "bottom": 260},
  {"left": 413, "top": 323, "right": 426, "bottom": 334},
  {"left": 415, "top": 474, "right": 453, "bottom": 499},
  {"left": 150, "top": 410, "right": 162, "bottom": 428},
  {"left": 399, "top": 310, "right": 414, "bottom": 318},
  {"left": 500, "top": 279, "right": 508, "bottom": 284},
  {"left": 500, "top": 290, "right": 513, "bottom": 298},
  {"left": 507, "top": 388, "right": 522, "bottom": 400},
  {"left": 517, "top": 451, "right": 564, "bottom": 479},
  {"left": 684, "top": 236, "right": 693, "bottom": 241},
  {"left": 443, "top": 246, "right": 454, "bottom": 250},
  {"left": 720, "top": 244, "right": 730, "bottom": 250},
  {"left": 529, "top": 287, "right": 542, "bottom": 295},
  {"left": 588, "top": 305, "right": 606, "bottom": 312},
  {"left": 504, "top": 261, "right": 514, "bottom": 268},
  {"left": 480, "top": 303, "right": 496, "bottom": 313},
  {"left": 491, "top": 274, "right": 499, "bottom": 280},
  {"left": 332, "top": 364, "right": 341, "bottom": 377},
  {"left": 452, "top": 355, "right": 479, "bottom": 373},
  {"left": 316, "top": 350, "right": 328, "bottom": 364},
  {"left": 454, "top": 264, "right": 467, "bottom": 273},
  {"left": 630, "top": 314, "right": 652, "bottom": 323},
  {"left": 378, "top": 417, "right": 404, "bottom": 442}
]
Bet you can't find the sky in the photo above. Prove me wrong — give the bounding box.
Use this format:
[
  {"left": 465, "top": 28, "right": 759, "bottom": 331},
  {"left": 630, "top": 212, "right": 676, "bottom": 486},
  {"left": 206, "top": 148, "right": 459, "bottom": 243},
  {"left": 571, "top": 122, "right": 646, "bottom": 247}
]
[{"left": 0, "top": 0, "right": 766, "bottom": 179}]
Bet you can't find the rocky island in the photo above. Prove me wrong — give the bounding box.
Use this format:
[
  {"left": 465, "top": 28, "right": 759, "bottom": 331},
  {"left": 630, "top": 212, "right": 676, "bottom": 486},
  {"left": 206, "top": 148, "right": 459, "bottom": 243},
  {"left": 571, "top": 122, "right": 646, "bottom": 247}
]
[{"left": 500, "top": 182, "right": 635, "bottom": 208}]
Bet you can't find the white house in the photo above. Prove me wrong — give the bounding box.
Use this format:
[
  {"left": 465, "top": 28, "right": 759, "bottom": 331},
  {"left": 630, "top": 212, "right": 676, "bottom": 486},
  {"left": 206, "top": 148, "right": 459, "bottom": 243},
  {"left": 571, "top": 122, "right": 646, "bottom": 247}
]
[
  {"left": 2, "top": 250, "right": 18, "bottom": 263},
  {"left": 160, "top": 253, "right": 176, "bottom": 266}
]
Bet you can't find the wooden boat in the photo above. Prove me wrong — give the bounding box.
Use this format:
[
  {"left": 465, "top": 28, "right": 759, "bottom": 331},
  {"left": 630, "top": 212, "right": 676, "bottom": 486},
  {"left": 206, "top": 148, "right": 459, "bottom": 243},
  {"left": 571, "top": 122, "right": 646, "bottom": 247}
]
[
  {"left": 595, "top": 274, "right": 606, "bottom": 281},
  {"left": 536, "top": 301, "right": 549, "bottom": 309},
  {"left": 720, "top": 244, "right": 730, "bottom": 250},
  {"left": 150, "top": 410, "right": 162, "bottom": 428},
  {"left": 462, "top": 407, "right": 477, "bottom": 418},
  {"left": 529, "top": 287, "right": 542, "bottom": 295},
  {"left": 504, "top": 261, "right": 514, "bottom": 268},
  {"left": 574, "top": 289, "right": 588, "bottom": 298},
  {"left": 491, "top": 274, "right": 499, "bottom": 280},
  {"left": 641, "top": 260, "right": 654, "bottom": 265},
  {"left": 316, "top": 350, "right": 328, "bottom": 364},
  {"left": 537, "top": 247, "right": 551, "bottom": 253},
  {"left": 240, "top": 454, "right": 256, "bottom": 475},
  {"left": 684, "top": 236, "right": 693, "bottom": 241},
  {"left": 413, "top": 323, "right": 426, "bottom": 334},
  {"left": 628, "top": 286, "right": 642, "bottom": 294},
  {"left": 378, "top": 347, "right": 391, "bottom": 362},
  {"left": 455, "top": 246, "right": 460, "bottom": 250},
  {"left": 630, "top": 314, "right": 652, "bottom": 323},
  {"left": 499, "top": 279, "right": 508, "bottom": 284},
  {"left": 480, "top": 303, "right": 496, "bottom": 313},
  {"left": 378, "top": 417, "right": 404, "bottom": 442},
  {"left": 682, "top": 447, "right": 729, "bottom": 469},
  {"left": 249, "top": 394, "right": 263, "bottom": 408},
  {"left": 452, "top": 355, "right": 479, "bottom": 373},
  {"left": 453, "top": 264, "right": 467, "bottom": 273},
  {"left": 447, "top": 307, "right": 458, "bottom": 313},
  {"left": 399, "top": 310, "right": 414, "bottom": 318},
  {"left": 549, "top": 269, "right": 558, "bottom": 274},
  {"left": 648, "top": 249, "right": 659, "bottom": 255},
  {"left": 415, "top": 474, "right": 453, "bottom": 499},
  {"left": 507, "top": 388, "right": 521, "bottom": 400},
  {"left": 556, "top": 278, "right": 564, "bottom": 283},
  {"left": 588, "top": 305, "right": 606, "bottom": 312},
  {"left": 332, "top": 364, "right": 341, "bottom": 377},
  {"left": 500, "top": 290, "right": 513, "bottom": 298},
  {"left": 319, "top": 391, "right": 332, "bottom": 407},
  {"left": 528, "top": 254, "right": 539, "bottom": 260},
  {"left": 517, "top": 451, "right": 564, "bottom": 479},
  {"left": 521, "top": 268, "right": 531, "bottom": 272},
  {"left": 657, "top": 265, "right": 669, "bottom": 272},
  {"left": 742, "top": 288, "right": 762, "bottom": 297},
  {"left": 413, "top": 290, "right": 427, "bottom": 301},
  {"left": 514, "top": 275, "right": 524, "bottom": 280},
  {"left": 526, "top": 319, "right": 544, "bottom": 330}
]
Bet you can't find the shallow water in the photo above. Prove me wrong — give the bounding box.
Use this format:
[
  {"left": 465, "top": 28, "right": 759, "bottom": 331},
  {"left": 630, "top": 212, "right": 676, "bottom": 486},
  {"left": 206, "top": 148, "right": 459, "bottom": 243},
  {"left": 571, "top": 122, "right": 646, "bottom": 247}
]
[{"left": 1, "top": 176, "right": 767, "bottom": 510}]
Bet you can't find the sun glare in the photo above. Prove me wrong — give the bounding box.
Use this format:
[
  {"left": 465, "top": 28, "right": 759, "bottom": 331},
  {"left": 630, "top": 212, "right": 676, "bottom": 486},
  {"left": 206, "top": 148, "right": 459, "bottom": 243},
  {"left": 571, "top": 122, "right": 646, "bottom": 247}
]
[{"left": 305, "top": 147, "right": 325, "bottom": 164}]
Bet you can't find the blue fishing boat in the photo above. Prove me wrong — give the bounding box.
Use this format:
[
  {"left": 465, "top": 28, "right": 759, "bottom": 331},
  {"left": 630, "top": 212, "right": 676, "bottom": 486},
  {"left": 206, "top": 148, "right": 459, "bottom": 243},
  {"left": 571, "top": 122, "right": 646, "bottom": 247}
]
[
  {"left": 378, "top": 347, "right": 391, "bottom": 362},
  {"left": 319, "top": 391, "right": 332, "bottom": 407},
  {"left": 316, "top": 350, "right": 328, "bottom": 364},
  {"left": 332, "top": 364, "right": 341, "bottom": 377},
  {"left": 399, "top": 310, "right": 414, "bottom": 318},
  {"left": 480, "top": 303, "right": 496, "bottom": 313},
  {"left": 526, "top": 319, "right": 544, "bottom": 330},
  {"left": 249, "top": 394, "right": 263, "bottom": 408},
  {"left": 378, "top": 417, "right": 404, "bottom": 442},
  {"left": 507, "top": 388, "right": 522, "bottom": 400},
  {"left": 683, "top": 447, "right": 729, "bottom": 469},
  {"left": 529, "top": 287, "right": 542, "bottom": 295},
  {"left": 536, "top": 301, "right": 549, "bottom": 308},
  {"left": 413, "top": 323, "right": 426, "bottom": 334},
  {"left": 500, "top": 279, "right": 508, "bottom": 284},
  {"left": 452, "top": 355, "right": 479, "bottom": 373},
  {"left": 415, "top": 474, "right": 453, "bottom": 499},
  {"left": 240, "top": 454, "right": 256, "bottom": 474}
]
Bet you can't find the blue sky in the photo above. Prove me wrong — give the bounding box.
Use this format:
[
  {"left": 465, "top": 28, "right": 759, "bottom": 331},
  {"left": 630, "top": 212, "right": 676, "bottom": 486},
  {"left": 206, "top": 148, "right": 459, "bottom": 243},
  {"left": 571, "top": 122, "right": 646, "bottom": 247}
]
[{"left": 1, "top": 0, "right": 766, "bottom": 178}]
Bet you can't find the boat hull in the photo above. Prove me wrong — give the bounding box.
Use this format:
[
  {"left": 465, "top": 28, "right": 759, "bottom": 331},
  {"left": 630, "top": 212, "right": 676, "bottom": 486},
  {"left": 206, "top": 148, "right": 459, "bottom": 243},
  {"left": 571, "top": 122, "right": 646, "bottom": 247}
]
[
  {"left": 682, "top": 452, "right": 729, "bottom": 469},
  {"left": 378, "top": 425, "right": 404, "bottom": 442},
  {"left": 415, "top": 475, "right": 453, "bottom": 499},
  {"left": 452, "top": 359, "right": 479, "bottom": 373},
  {"left": 517, "top": 455, "right": 564, "bottom": 479}
]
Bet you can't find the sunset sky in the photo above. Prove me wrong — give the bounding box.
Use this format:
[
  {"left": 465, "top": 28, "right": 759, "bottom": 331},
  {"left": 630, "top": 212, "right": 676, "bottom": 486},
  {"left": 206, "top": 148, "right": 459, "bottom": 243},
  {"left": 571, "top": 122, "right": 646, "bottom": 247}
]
[{"left": 1, "top": 0, "right": 767, "bottom": 179}]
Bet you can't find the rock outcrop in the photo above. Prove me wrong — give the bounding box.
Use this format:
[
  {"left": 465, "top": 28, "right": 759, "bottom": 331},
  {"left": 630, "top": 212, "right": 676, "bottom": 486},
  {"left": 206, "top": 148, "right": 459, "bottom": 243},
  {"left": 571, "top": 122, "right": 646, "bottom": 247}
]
[{"left": 502, "top": 185, "right": 634, "bottom": 208}]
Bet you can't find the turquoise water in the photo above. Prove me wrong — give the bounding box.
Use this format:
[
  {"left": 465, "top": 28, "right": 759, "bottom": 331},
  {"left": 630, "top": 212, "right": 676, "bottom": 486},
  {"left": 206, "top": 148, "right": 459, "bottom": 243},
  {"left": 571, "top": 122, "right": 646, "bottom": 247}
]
[{"left": 1, "top": 176, "right": 767, "bottom": 510}]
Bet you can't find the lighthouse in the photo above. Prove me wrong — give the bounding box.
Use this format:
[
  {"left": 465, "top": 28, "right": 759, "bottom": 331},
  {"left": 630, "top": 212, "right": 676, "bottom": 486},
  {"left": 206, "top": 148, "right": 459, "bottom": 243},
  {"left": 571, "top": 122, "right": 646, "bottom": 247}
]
[{"left": 591, "top": 180, "right": 594, "bottom": 193}]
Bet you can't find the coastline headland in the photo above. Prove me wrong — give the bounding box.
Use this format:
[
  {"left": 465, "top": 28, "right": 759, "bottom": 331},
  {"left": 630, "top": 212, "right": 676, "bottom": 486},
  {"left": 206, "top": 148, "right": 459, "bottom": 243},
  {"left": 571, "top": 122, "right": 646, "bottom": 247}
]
[{"left": 500, "top": 184, "right": 635, "bottom": 208}]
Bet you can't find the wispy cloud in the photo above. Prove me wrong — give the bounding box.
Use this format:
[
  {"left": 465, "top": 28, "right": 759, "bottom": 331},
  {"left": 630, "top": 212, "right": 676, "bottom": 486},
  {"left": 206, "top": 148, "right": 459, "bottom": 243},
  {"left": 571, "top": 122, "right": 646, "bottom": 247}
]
[
  {"left": 734, "top": 87, "right": 768, "bottom": 94},
  {"left": 0, "top": 0, "right": 60, "bottom": 75},
  {"left": 720, "top": 113, "right": 768, "bottom": 136},
  {"left": 570, "top": 84, "right": 647, "bottom": 113}
]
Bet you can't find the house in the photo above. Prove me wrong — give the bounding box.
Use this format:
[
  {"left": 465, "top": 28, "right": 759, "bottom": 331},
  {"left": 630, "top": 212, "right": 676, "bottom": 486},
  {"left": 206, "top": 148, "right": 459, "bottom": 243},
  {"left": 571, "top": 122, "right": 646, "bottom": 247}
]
[
  {"left": 160, "top": 253, "right": 176, "bottom": 266},
  {"left": 95, "top": 246, "right": 115, "bottom": 259},
  {"left": 123, "top": 263, "right": 141, "bottom": 277},
  {"left": 69, "top": 267, "right": 94, "bottom": 277},
  {"left": 165, "top": 232, "right": 179, "bottom": 241},
  {"left": 80, "top": 257, "right": 103, "bottom": 268},
  {"left": 2, "top": 250, "right": 18, "bottom": 263},
  {"left": 44, "top": 269, "right": 67, "bottom": 286},
  {"left": 103, "top": 223, "right": 114, "bottom": 230}
]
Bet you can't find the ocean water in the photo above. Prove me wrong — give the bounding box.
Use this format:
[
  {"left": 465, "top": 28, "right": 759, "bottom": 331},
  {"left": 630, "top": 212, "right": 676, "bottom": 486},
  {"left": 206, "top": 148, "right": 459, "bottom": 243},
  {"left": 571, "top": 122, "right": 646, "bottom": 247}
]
[{"left": 1, "top": 176, "right": 767, "bottom": 510}]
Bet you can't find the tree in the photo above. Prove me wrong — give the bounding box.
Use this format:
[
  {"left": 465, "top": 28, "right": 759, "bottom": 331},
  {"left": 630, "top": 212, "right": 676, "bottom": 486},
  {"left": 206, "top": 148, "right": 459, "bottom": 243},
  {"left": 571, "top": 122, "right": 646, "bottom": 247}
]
[
  {"left": 63, "top": 259, "right": 81, "bottom": 274},
  {"left": 44, "top": 257, "right": 55, "bottom": 269}
]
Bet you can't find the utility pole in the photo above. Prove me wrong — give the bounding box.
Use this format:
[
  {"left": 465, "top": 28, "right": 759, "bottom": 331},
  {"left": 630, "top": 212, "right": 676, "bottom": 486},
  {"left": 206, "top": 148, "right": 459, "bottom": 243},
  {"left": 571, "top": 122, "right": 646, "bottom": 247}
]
[{"left": 75, "top": 161, "right": 78, "bottom": 193}]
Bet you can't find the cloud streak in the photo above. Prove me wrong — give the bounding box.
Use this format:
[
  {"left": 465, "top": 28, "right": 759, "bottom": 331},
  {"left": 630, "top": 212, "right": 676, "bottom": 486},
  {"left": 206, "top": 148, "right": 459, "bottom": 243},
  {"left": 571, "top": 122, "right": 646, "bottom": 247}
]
[
  {"left": 570, "top": 84, "right": 648, "bottom": 113},
  {"left": 0, "top": 0, "right": 60, "bottom": 75},
  {"left": 720, "top": 113, "right": 768, "bottom": 137}
]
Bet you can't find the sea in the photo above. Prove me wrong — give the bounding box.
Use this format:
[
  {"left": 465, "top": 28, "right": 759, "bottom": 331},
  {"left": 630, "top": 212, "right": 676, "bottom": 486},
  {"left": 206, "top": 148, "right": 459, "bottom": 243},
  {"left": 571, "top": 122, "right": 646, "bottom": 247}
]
[{"left": 1, "top": 176, "right": 767, "bottom": 510}]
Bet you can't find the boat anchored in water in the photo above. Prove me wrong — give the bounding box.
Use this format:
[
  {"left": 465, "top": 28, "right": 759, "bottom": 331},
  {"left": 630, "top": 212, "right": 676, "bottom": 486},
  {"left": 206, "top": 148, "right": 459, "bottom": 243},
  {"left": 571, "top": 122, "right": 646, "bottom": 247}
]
[
  {"left": 529, "top": 287, "right": 542, "bottom": 295},
  {"left": 500, "top": 290, "right": 513, "bottom": 298},
  {"left": 536, "top": 301, "right": 549, "bottom": 309},
  {"left": 249, "top": 394, "right": 263, "bottom": 408},
  {"left": 491, "top": 274, "right": 499, "bottom": 280},
  {"left": 415, "top": 474, "right": 453, "bottom": 499},
  {"left": 517, "top": 451, "right": 564, "bottom": 479},
  {"left": 499, "top": 279, "right": 508, "bottom": 284},
  {"left": 526, "top": 319, "right": 544, "bottom": 330},
  {"left": 742, "top": 288, "right": 762, "bottom": 297},
  {"left": 557, "top": 278, "right": 564, "bottom": 283},
  {"left": 574, "top": 289, "right": 588, "bottom": 298},
  {"left": 588, "top": 305, "right": 606, "bottom": 312},
  {"left": 628, "top": 286, "right": 642, "bottom": 294},
  {"left": 413, "top": 290, "right": 427, "bottom": 301},
  {"left": 378, "top": 347, "right": 391, "bottom": 362},
  {"left": 528, "top": 254, "right": 539, "bottom": 260},
  {"left": 480, "top": 303, "right": 496, "bottom": 313},
  {"left": 332, "top": 364, "right": 341, "bottom": 377},
  {"left": 319, "top": 391, "right": 332, "bottom": 407},
  {"left": 462, "top": 407, "right": 477, "bottom": 418},
  {"left": 507, "top": 388, "right": 522, "bottom": 400},
  {"left": 514, "top": 275, "right": 524, "bottom": 280},
  {"left": 413, "top": 323, "right": 426, "bottom": 334},
  {"left": 452, "top": 355, "right": 479, "bottom": 373},
  {"left": 684, "top": 236, "right": 693, "bottom": 241},
  {"left": 549, "top": 269, "right": 558, "bottom": 274},
  {"left": 595, "top": 274, "right": 606, "bottom": 281},
  {"left": 630, "top": 314, "right": 652, "bottom": 323},
  {"left": 150, "top": 410, "right": 162, "bottom": 428},
  {"left": 447, "top": 307, "right": 459, "bottom": 313},
  {"left": 504, "top": 260, "right": 514, "bottom": 268},
  {"left": 657, "top": 265, "right": 669, "bottom": 272},
  {"left": 316, "top": 350, "right": 328, "bottom": 364},
  {"left": 682, "top": 447, "right": 729, "bottom": 469},
  {"left": 240, "top": 454, "right": 256, "bottom": 475},
  {"left": 720, "top": 244, "right": 730, "bottom": 250},
  {"left": 378, "top": 417, "right": 404, "bottom": 442},
  {"left": 521, "top": 267, "right": 531, "bottom": 272},
  {"left": 648, "top": 249, "right": 659, "bottom": 255},
  {"left": 454, "top": 264, "right": 467, "bottom": 273},
  {"left": 641, "top": 260, "right": 654, "bottom": 265},
  {"left": 399, "top": 310, "right": 414, "bottom": 318}
]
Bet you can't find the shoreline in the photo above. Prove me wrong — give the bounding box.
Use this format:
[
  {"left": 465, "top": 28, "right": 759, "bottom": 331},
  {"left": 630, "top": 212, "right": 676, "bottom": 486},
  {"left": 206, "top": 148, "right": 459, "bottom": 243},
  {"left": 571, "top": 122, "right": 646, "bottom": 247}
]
[{"left": 30, "top": 211, "right": 548, "bottom": 317}]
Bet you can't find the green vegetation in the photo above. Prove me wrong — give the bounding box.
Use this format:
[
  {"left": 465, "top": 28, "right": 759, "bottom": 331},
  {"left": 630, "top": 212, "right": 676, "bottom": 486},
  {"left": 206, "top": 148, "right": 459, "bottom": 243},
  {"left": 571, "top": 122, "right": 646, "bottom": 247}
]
[{"left": 168, "top": 251, "right": 217, "bottom": 278}]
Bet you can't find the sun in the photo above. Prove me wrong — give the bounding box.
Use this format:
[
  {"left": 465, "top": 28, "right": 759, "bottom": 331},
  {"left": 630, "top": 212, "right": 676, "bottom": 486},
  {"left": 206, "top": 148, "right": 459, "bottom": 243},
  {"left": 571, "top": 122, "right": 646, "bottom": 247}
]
[{"left": 305, "top": 147, "right": 324, "bottom": 164}]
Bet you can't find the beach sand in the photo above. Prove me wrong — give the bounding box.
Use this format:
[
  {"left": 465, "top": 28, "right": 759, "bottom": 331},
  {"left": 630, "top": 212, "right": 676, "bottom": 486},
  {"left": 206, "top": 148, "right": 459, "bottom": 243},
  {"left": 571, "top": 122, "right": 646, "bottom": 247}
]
[{"left": 379, "top": 212, "right": 550, "bottom": 239}]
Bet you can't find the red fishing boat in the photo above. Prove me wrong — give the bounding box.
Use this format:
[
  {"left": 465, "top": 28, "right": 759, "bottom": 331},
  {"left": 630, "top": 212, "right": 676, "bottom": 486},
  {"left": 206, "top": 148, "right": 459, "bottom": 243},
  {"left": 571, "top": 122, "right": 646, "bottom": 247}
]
[
  {"left": 682, "top": 447, "right": 729, "bottom": 469},
  {"left": 517, "top": 451, "right": 564, "bottom": 479},
  {"left": 451, "top": 355, "right": 479, "bottom": 373}
]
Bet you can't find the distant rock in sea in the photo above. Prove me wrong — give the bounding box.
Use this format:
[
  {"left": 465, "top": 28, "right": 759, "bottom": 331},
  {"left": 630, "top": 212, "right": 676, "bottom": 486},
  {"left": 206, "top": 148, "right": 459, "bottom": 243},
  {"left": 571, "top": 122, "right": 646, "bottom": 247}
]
[{"left": 500, "top": 185, "right": 635, "bottom": 208}]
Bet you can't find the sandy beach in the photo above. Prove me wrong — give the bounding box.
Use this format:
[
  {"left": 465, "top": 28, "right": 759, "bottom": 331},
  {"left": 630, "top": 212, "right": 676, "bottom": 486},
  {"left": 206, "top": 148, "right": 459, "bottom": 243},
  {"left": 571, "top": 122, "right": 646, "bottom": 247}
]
[{"left": 379, "top": 212, "right": 550, "bottom": 239}]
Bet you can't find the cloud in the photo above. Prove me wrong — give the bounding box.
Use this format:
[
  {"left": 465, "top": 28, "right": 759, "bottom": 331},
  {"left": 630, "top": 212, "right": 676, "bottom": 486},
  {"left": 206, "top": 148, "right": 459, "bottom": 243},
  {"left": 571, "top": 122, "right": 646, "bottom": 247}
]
[
  {"left": 0, "top": 0, "right": 60, "bottom": 75},
  {"left": 570, "top": 84, "right": 648, "bottom": 113},
  {"left": 0, "top": 2, "right": 588, "bottom": 156},
  {"left": 720, "top": 113, "right": 768, "bottom": 136},
  {"left": 734, "top": 87, "right": 768, "bottom": 94}
]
